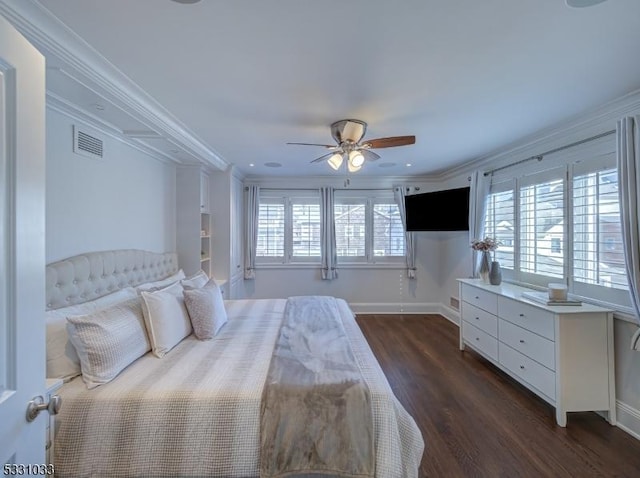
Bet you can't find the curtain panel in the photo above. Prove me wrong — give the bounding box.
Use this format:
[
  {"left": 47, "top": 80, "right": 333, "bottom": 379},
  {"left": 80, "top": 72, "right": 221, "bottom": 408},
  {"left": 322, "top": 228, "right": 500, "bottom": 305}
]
[
  {"left": 320, "top": 187, "right": 338, "bottom": 280},
  {"left": 617, "top": 115, "right": 640, "bottom": 350},
  {"left": 394, "top": 186, "right": 416, "bottom": 279},
  {"left": 244, "top": 185, "right": 260, "bottom": 280},
  {"left": 468, "top": 171, "right": 491, "bottom": 277}
]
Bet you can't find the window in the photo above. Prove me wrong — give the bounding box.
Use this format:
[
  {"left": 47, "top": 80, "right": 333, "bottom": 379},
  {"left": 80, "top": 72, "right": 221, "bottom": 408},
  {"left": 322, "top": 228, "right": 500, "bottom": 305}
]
[
  {"left": 335, "top": 192, "right": 405, "bottom": 264},
  {"left": 483, "top": 151, "right": 628, "bottom": 307},
  {"left": 484, "top": 186, "right": 515, "bottom": 270},
  {"left": 334, "top": 202, "right": 366, "bottom": 258},
  {"left": 519, "top": 173, "right": 565, "bottom": 279},
  {"left": 256, "top": 192, "right": 320, "bottom": 263},
  {"left": 291, "top": 202, "right": 321, "bottom": 258},
  {"left": 256, "top": 189, "right": 403, "bottom": 267},
  {"left": 257, "top": 201, "right": 284, "bottom": 258},
  {"left": 373, "top": 203, "right": 405, "bottom": 256},
  {"left": 573, "top": 165, "right": 627, "bottom": 291}
]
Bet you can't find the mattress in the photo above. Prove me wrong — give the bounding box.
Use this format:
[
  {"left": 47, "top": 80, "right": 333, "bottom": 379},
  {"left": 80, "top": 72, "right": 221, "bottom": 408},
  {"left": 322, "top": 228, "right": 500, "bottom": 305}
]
[{"left": 53, "top": 298, "right": 424, "bottom": 477}]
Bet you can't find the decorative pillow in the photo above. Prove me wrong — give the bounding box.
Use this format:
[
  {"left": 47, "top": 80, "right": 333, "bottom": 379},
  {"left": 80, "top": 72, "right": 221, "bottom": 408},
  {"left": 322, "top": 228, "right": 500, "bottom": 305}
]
[
  {"left": 181, "top": 270, "right": 209, "bottom": 289},
  {"left": 46, "top": 287, "right": 139, "bottom": 380},
  {"left": 66, "top": 298, "right": 150, "bottom": 389},
  {"left": 135, "top": 269, "right": 186, "bottom": 293},
  {"left": 140, "top": 281, "right": 192, "bottom": 357},
  {"left": 183, "top": 279, "right": 228, "bottom": 340}
]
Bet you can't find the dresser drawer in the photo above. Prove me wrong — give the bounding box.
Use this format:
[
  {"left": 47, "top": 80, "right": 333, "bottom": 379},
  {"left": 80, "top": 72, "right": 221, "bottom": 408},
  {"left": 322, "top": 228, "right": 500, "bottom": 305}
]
[
  {"left": 499, "top": 319, "right": 555, "bottom": 370},
  {"left": 498, "top": 296, "right": 555, "bottom": 340},
  {"left": 463, "top": 321, "right": 498, "bottom": 362},
  {"left": 461, "top": 284, "right": 498, "bottom": 315},
  {"left": 499, "top": 343, "right": 556, "bottom": 401},
  {"left": 462, "top": 301, "right": 498, "bottom": 338}
]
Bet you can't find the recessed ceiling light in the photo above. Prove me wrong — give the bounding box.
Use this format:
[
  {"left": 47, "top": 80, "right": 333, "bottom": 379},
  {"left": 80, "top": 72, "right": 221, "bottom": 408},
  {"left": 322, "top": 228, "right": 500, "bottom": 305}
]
[
  {"left": 264, "top": 162, "right": 282, "bottom": 168},
  {"left": 378, "top": 162, "right": 396, "bottom": 168},
  {"left": 406, "top": 163, "right": 412, "bottom": 167},
  {"left": 566, "top": 0, "right": 607, "bottom": 7},
  {"left": 249, "top": 163, "right": 255, "bottom": 167},
  {"left": 171, "top": 0, "right": 201, "bottom": 4}
]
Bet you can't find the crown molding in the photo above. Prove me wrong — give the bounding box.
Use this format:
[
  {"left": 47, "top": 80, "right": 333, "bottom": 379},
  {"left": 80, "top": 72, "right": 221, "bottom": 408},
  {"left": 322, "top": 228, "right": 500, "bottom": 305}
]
[
  {"left": 244, "top": 173, "right": 441, "bottom": 190},
  {"left": 436, "top": 88, "right": 640, "bottom": 181},
  {"left": 0, "top": 0, "right": 228, "bottom": 170}
]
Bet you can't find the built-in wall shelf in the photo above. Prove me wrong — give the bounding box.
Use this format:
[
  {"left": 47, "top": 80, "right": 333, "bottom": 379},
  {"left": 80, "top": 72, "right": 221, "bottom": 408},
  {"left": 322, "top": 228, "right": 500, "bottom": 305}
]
[{"left": 177, "top": 168, "right": 211, "bottom": 277}]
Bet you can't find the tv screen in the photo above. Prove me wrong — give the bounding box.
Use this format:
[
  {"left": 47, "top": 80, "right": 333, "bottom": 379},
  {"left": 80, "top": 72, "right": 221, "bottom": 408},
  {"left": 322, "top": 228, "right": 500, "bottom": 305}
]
[{"left": 405, "top": 187, "right": 470, "bottom": 231}]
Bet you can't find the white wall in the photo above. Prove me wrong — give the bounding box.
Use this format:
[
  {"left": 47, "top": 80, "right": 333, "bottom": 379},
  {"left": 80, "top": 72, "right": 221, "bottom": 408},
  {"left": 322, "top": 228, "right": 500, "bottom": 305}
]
[
  {"left": 45, "top": 108, "right": 176, "bottom": 262},
  {"left": 241, "top": 175, "right": 448, "bottom": 312}
]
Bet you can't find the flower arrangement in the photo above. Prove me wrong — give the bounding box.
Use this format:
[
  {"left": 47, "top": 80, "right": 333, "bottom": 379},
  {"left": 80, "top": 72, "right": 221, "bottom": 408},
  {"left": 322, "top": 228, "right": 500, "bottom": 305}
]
[{"left": 470, "top": 236, "right": 501, "bottom": 253}]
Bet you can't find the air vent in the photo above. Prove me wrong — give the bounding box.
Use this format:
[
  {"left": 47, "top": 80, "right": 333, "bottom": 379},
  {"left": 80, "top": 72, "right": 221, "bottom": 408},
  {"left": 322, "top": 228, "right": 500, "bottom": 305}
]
[{"left": 73, "top": 126, "right": 104, "bottom": 159}]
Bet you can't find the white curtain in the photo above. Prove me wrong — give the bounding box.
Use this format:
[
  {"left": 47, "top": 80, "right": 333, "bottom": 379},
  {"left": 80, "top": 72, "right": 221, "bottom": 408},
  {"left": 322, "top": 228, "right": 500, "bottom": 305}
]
[
  {"left": 617, "top": 115, "right": 640, "bottom": 350},
  {"left": 320, "top": 187, "right": 338, "bottom": 280},
  {"left": 394, "top": 186, "right": 416, "bottom": 279},
  {"left": 244, "top": 185, "right": 260, "bottom": 280},
  {"left": 468, "top": 171, "right": 491, "bottom": 277}
]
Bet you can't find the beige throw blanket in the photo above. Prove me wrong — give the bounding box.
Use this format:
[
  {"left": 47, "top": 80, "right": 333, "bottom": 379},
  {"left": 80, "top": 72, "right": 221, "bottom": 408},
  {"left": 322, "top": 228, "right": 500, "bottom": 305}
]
[{"left": 261, "top": 296, "right": 375, "bottom": 478}]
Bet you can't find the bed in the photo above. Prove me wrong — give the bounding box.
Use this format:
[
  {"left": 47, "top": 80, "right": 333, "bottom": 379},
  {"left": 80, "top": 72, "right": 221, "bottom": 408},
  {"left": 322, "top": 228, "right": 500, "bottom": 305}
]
[{"left": 46, "top": 250, "right": 424, "bottom": 478}]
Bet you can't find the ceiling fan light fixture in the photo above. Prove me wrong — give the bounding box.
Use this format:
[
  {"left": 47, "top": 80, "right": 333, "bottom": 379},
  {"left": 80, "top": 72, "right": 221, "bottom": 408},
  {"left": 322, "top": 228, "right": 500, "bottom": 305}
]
[
  {"left": 347, "top": 160, "right": 362, "bottom": 173},
  {"left": 328, "top": 153, "right": 344, "bottom": 170},
  {"left": 348, "top": 150, "right": 365, "bottom": 168},
  {"left": 565, "top": 0, "right": 607, "bottom": 7}
]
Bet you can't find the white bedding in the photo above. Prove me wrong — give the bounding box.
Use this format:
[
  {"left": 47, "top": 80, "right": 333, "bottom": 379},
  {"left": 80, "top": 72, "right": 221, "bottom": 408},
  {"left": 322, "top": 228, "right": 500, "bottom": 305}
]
[{"left": 54, "top": 298, "right": 424, "bottom": 478}]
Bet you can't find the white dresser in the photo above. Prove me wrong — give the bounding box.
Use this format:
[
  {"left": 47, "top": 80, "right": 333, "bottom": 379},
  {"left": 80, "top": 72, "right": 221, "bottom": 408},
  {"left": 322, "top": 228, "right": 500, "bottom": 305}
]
[{"left": 458, "top": 279, "right": 615, "bottom": 427}]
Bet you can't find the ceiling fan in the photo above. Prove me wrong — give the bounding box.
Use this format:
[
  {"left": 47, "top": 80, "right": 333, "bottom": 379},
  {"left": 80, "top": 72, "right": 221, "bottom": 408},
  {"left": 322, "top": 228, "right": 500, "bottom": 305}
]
[{"left": 287, "top": 119, "right": 415, "bottom": 172}]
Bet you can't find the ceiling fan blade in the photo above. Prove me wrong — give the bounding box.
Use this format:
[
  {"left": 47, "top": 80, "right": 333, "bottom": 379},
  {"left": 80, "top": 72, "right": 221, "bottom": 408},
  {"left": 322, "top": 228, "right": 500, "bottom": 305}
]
[
  {"left": 360, "top": 149, "right": 380, "bottom": 161},
  {"left": 287, "top": 142, "right": 336, "bottom": 148},
  {"left": 310, "top": 151, "right": 338, "bottom": 163},
  {"left": 363, "top": 135, "right": 415, "bottom": 149}
]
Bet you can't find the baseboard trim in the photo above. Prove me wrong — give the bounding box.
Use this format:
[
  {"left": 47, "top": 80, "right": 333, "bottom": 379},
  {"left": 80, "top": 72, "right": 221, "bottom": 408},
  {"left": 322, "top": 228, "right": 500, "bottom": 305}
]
[
  {"left": 439, "top": 304, "right": 460, "bottom": 326},
  {"left": 615, "top": 400, "right": 640, "bottom": 441}
]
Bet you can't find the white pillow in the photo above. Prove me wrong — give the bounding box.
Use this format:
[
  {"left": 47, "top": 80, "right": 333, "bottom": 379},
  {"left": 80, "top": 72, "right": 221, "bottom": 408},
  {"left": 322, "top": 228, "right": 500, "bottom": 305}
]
[
  {"left": 46, "top": 287, "right": 139, "bottom": 380},
  {"left": 135, "top": 269, "right": 186, "bottom": 293},
  {"left": 66, "top": 298, "right": 150, "bottom": 389},
  {"left": 140, "top": 282, "right": 192, "bottom": 357},
  {"left": 181, "top": 270, "right": 209, "bottom": 289},
  {"left": 183, "top": 279, "right": 228, "bottom": 340}
]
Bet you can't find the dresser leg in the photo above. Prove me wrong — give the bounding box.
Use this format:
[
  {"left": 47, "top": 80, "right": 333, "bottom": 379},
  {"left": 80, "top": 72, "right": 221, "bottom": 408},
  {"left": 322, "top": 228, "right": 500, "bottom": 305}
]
[{"left": 556, "top": 409, "right": 567, "bottom": 427}]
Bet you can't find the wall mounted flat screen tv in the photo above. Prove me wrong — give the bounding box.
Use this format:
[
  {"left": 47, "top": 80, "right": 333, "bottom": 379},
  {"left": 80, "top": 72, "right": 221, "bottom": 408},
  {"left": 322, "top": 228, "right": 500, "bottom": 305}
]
[{"left": 405, "top": 186, "right": 470, "bottom": 231}]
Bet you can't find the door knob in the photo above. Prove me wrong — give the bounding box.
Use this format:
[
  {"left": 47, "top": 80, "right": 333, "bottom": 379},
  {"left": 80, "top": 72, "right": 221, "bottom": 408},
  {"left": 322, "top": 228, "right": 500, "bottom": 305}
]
[{"left": 26, "top": 394, "right": 61, "bottom": 422}]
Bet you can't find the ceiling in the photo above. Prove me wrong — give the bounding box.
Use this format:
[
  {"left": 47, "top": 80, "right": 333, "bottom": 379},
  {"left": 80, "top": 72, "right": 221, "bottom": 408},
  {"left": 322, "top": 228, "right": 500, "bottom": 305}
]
[{"left": 5, "top": 0, "right": 640, "bottom": 177}]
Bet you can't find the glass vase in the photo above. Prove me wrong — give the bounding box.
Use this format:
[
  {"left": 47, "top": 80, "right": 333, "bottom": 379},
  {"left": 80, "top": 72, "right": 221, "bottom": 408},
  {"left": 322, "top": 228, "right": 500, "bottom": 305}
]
[
  {"left": 489, "top": 260, "right": 502, "bottom": 285},
  {"left": 479, "top": 251, "right": 491, "bottom": 283}
]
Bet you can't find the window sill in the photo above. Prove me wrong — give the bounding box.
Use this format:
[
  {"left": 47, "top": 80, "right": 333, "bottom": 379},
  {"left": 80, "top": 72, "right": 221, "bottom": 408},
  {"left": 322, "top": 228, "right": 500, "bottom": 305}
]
[{"left": 255, "top": 263, "right": 407, "bottom": 271}]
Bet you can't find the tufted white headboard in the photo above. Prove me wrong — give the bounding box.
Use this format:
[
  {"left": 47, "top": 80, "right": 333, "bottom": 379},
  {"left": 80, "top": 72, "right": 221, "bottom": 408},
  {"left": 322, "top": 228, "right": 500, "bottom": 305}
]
[{"left": 46, "top": 249, "right": 178, "bottom": 310}]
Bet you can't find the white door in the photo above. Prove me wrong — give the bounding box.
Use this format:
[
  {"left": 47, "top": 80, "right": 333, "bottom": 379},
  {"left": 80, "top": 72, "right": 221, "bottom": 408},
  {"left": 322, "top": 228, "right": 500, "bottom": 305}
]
[{"left": 0, "top": 13, "right": 47, "bottom": 466}]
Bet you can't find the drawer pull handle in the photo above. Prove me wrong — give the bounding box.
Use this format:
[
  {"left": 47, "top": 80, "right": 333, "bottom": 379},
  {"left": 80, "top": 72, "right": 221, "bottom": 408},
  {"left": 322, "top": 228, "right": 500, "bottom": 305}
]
[
  {"left": 475, "top": 317, "right": 480, "bottom": 320},
  {"left": 520, "top": 365, "right": 525, "bottom": 370},
  {"left": 475, "top": 296, "right": 480, "bottom": 299},
  {"left": 519, "top": 339, "right": 525, "bottom": 343},
  {"left": 519, "top": 313, "right": 525, "bottom": 317},
  {"left": 475, "top": 337, "right": 480, "bottom": 341}
]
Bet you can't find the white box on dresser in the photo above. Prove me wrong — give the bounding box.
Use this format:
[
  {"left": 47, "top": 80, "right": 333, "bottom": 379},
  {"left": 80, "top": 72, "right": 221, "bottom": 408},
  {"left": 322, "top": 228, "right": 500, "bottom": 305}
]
[{"left": 458, "top": 279, "right": 615, "bottom": 427}]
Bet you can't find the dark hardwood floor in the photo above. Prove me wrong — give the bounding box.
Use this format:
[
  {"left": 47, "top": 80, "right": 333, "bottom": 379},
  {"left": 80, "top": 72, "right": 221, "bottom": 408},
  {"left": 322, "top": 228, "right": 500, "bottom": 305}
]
[{"left": 356, "top": 314, "right": 640, "bottom": 478}]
